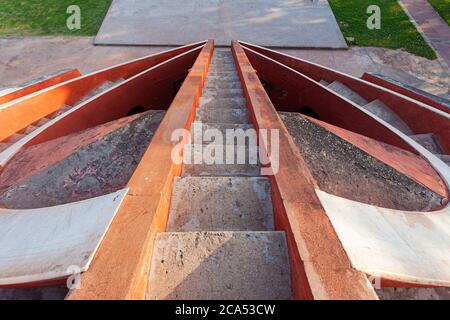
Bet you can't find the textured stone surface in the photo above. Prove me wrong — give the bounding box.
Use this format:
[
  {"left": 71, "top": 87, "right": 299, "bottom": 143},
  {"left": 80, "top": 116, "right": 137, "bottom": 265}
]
[
  {"left": 362, "top": 99, "right": 413, "bottom": 134},
  {"left": 168, "top": 177, "right": 274, "bottom": 231},
  {"left": 95, "top": 0, "right": 346, "bottom": 48},
  {"left": 0, "top": 113, "right": 142, "bottom": 196},
  {"left": 409, "top": 133, "right": 444, "bottom": 154},
  {"left": 190, "top": 123, "right": 253, "bottom": 145},
  {"left": 377, "top": 288, "right": 450, "bottom": 300},
  {"left": 199, "top": 96, "right": 245, "bottom": 109},
  {"left": 196, "top": 108, "right": 248, "bottom": 124},
  {"left": 327, "top": 81, "right": 369, "bottom": 106},
  {"left": 0, "top": 110, "right": 165, "bottom": 209},
  {"left": 0, "top": 286, "right": 68, "bottom": 300},
  {"left": 280, "top": 112, "right": 444, "bottom": 211},
  {"left": 147, "top": 231, "right": 291, "bottom": 300},
  {"left": 182, "top": 144, "right": 260, "bottom": 177}
]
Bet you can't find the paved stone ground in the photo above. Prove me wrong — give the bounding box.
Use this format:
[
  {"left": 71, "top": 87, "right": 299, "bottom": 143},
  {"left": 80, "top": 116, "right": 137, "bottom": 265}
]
[
  {"left": 0, "top": 37, "right": 447, "bottom": 98},
  {"left": 95, "top": 0, "right": 347, "bottom": 48},
  {"left": 399, "top": 0, "right": 450, "bottom": 68}
]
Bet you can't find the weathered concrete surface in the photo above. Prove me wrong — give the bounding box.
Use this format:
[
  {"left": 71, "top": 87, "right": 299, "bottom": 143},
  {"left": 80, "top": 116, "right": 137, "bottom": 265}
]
[
  {"left": 0, "top": 114, "right": 142, "bottom": 195},
  {"left": 196, "top": 108, "right": 249, "bottom": 124},
  {"left": 199, "top": 96, "right": 245, "bottom": 109},
  {"left": 280, "top": 112, "right": 444, "bottom": 211},
  {"left": 95, "top": 0, "right": 347, "bottom": 48},
  {"left": 0, "top": 286, "right": 68, "bottom": 300},
  {"left": 327, "top": 81, "right": 369, "bottom": 106},
  {"left": 0, "top": 37, "right": 447, "bottom": 99},
  {"left": 362, "top": 99, "right": 413, "bottom": 135},
  {"left": 0, "top": 111, "right": 165, "bottom": 209},
  {"left": 147, "top": 231, "right": 291, "bottom": 300},
  {"left": 182, "top": 144, "right": 261, "bottom": 177},
  {"left": 377, "top": 288, "right": 450, "bottom": 300},
  {"left": 0, "top": 37, "right": 161, "bottom": 87},
  {"left": 168, "top": 177, "right": 274, "bottom": 231}
]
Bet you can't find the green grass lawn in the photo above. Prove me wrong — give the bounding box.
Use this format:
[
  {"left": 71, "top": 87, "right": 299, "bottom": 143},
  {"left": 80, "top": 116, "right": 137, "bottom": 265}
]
[
  {"left": 0, "top": 0, "right": 112, "bottom": 36},
  {"left": 428, "top": 0, "right": 450, "bottom": 26},
  {"left": 329, "top": 0, "right": 437, "bottom": 59}
]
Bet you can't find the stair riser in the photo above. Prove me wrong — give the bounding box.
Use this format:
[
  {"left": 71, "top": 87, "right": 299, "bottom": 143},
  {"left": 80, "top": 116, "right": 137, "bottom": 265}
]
[
  {"left": 168, "top": 177, "right": 274, "bottom": 231},
  {"left": 196, "top": 109, "right": 249, "bottom": 124}
]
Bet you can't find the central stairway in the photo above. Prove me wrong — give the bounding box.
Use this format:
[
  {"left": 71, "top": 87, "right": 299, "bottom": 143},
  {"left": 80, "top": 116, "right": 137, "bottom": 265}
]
[{"left": 146, "top": 49, "right": 292, "bottom": 300}]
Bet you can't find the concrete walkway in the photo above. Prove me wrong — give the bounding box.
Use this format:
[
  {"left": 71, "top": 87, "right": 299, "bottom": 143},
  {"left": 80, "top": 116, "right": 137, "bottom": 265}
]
[
  {"left": 95, "top": 0, "right": 347, "bottom": 48},
  {"left": 399, "top": 0, "right": 450, "bottom": 67}
]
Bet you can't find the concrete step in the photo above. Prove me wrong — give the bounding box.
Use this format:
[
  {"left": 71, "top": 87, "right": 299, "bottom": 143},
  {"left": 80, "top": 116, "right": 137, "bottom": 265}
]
[
  {"left": 202, "top": 88, "right": 243, "bottom": 99},
  {"left": 205, "top": 80, "right": 242, "bottom": 90},
  {"left": 7, "top": 133, "right": 26, "bottom": 143},
  {"left": 0, "top": 142, "right": 12, "bottom": 152},
  {"left": 147, "top": 231, "right": 291, "bottom": 300},
  {"left": 409, "top": 133, "right": 444, "bottom": 154},
  {"left": 23, "top": 125, "right": 39, "bottom": 134},
  {"left": 319, "top": 80, "right": 329, "bottom": 86},
  {"left": 210, "top": 66, "right": 236, "bottom": 72},
  {"left": 205, "top": 76, "right": 240, "bottom": 84},
  {"left": 74, "top": 79, "right": 124, "bottom": 106},
  {"left": 208, "top": 71, "right": 239, "bottom": 78},
  {"left": 206, "top": 75, "right": 239, "bottom": 82},
  {"left": 210, "top": 61, "right": 235, "bottom": 66},
  {"left": 190, "top": 123, "right": 254, "bottom": 145},
  {"left": 327, "top": 81, "right": 369, "bottom": 106},
  {"left": 182, "top": 144, "right": 260, "bottom": 177},
  {"left": 437, "top": 154, "right": 450, "bottom": 166},
  {"left": 35, "top": 117, "right": 51, "bottom": 127},
  {"left": 199, "top": 96, "right": 245, "bottom": 109},
  {"left": 50, "top": 104, "right": 73, "bottom": 119},
  {"left": 196, "top": 108, "right": 249, "bottom": 124},
  {"left": 167, "top": 177, "right": 274, "bottom": 232},
  {"left": 362, "top": 99, "right": 413, "bottom": 134}
]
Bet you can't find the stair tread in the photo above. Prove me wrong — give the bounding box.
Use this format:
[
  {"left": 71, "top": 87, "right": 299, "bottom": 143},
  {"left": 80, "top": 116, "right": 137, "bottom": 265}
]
[
  {"left": 35, "top": 117, "right": 51, "bottom": 127},
  {"left": 196, "top": 108, "right": 249, "bottom": 124},
  {"left": 327, "top": 81, "right": 369, "bottom": 106},
  {"left": 7, "top": 133, "right": 26, "bottom": 143},
  {"left": 23, "top": 125, "right": 39, "bottom": 134},
  {"left": 50, "top": 104, "right": 73, "bottom": 119},
  {"left": 147, "top": 231, "right": 291, "bottom": 300},
  {"left": 190, "top": 122, "right": 254, "bottom": 145},
  {"left": 199, "top": 96, "right": 245, "bottom": 109},
  {"left": 168, "top": 177, "right": 274, "bottom": 232},
  {"left": 409, "top": 133, "right": 443, "bottom": 154},
  {"left": 363, "top": 99, "right": 413, "bottom": 134},
  {"left": 182, "top": 142, "right": 260, "bottom": 177}
]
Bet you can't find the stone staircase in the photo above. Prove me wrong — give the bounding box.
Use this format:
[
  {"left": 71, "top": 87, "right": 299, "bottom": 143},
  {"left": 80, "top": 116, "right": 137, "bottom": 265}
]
[
  {"left": 147, "top": 50, "right": 291, "bottom": 300},
  {"left": 322, "top": 80, "right": 450, "bottom": 166},
  {"left": 0, "top": 79, "right": 124, "bottom": 153}
]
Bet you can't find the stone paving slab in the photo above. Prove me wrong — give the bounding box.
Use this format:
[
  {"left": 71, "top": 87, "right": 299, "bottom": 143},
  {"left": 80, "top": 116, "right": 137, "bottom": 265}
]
[
  {"left": 95, "top": 0, "right": 347, "bottom": 48},
  {"left": 399, "top": 0, "right": 450, "bottom": 67}
]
